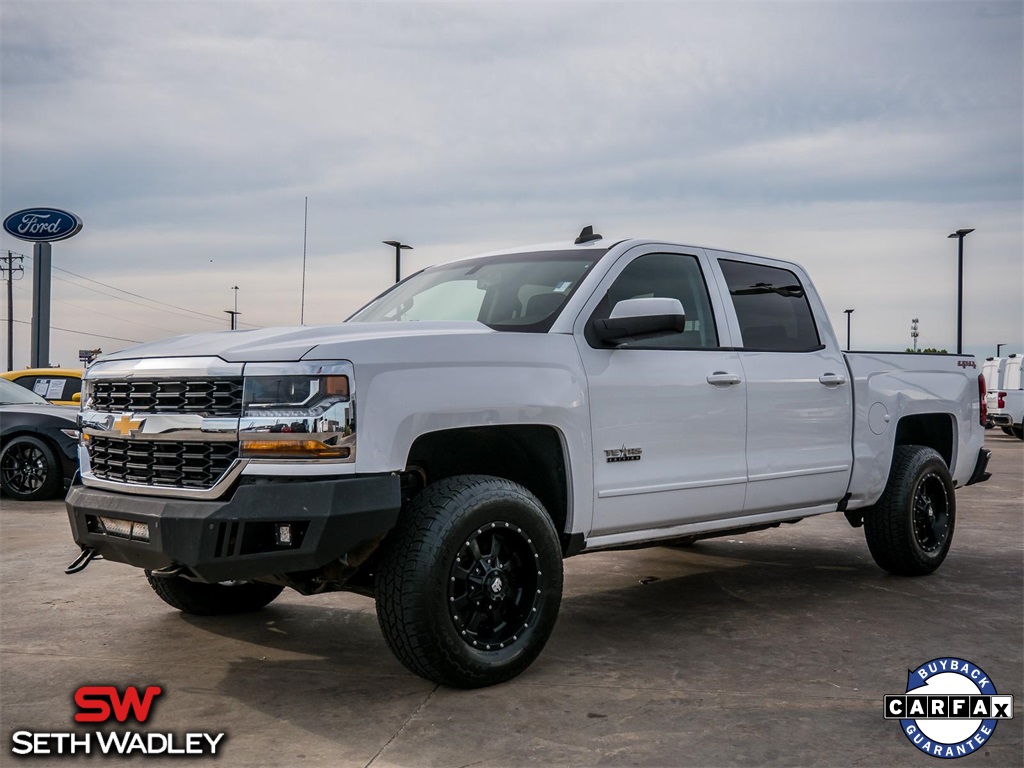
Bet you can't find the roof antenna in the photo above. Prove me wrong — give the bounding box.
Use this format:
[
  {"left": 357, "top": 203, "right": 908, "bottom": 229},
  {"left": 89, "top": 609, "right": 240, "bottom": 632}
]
[{"left": 574, "top": 225, "right": 602, "bottom": 245}]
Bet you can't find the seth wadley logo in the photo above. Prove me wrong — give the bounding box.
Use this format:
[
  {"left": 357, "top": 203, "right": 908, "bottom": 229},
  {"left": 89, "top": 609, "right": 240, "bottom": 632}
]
[
  {"left": 10, "top": 685, "right": 226, "bottom": 757},
  {"left": 884, "top": 658, "right": 1014, "bottom": 759}
]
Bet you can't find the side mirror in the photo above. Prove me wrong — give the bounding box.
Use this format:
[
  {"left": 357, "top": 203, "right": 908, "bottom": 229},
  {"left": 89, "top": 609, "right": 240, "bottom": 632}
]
[
  {"left": 72, "top": 392, "right": 81, "bottom": 403},
  {"left": 592, "top": 297, "right": 686, "bottom": 345}
]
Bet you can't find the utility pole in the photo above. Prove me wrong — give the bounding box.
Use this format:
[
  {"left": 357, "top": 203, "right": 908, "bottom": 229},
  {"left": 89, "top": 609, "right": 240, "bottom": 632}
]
[
  {"left": 224, "top": 285, "right": 240, "bottom": 330},
  {"left": 843, "top": 309, "right": 854, "bottom": 351},
  {"left": 996, "top": 343, "right": 1006, "bottom": 357},
  {"left": 2, "top": 251, "right": 25, "bottom": 371},
  {"left": 911, "top": 318, "right": 920, "bottom": 352}
]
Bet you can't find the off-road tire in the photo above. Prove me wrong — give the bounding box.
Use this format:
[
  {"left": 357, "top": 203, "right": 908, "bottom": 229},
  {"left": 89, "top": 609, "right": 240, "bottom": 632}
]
[
  {"left": 145, "top": 573, "right": 284, "bottom": 615},
  {"left": 375, "top": 475, "right": 563, "bottom": 688},
  {"left": 863, "top": 445, "right": 955, "bottom": 576},
  {"left": 0, "top": 435, "right": 63, "bottom": 501}
]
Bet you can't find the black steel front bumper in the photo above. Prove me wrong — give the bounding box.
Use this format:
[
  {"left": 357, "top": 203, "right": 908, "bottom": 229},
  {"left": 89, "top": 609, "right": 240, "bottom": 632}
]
[{"left": 66, "top": 474, "right": 401, "bottom": 582}]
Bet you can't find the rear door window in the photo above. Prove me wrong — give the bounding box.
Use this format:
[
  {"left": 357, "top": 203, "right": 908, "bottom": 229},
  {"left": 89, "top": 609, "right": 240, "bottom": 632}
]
[{"left": 719, "top": 260, "right": 822, "bottom": 351}]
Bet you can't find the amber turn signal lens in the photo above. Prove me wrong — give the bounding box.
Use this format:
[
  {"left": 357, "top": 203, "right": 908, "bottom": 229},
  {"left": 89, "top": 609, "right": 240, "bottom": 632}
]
[
  {"left": 241, "top": 440, "right": 351, "bottom": 459},
  {"left": 323, "top": 375, "right": 349, "bottom": 397}
]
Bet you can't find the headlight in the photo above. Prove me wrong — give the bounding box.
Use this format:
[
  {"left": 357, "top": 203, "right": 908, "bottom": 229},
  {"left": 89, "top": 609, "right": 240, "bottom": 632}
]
[
  {"left": 243, "top": 375, "right": 349, "bottom": 415},
  {"left": 240, "top": 362, "right": 355, "bottom": 461}
]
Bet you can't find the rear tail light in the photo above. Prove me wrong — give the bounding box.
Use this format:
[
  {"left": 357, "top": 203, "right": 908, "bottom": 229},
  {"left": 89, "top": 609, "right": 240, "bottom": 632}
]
[
  {"left": 998, "top": 392, "right": 1006, "bottom": 409},
  {"left": 979, "top": 374, "right": 987, "bottom": 427}
]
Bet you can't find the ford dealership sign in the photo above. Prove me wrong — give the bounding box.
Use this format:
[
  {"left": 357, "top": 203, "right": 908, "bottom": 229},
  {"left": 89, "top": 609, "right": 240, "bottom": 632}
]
[{"left": 3, "top": 208, "right": 83, "bottom": 242}]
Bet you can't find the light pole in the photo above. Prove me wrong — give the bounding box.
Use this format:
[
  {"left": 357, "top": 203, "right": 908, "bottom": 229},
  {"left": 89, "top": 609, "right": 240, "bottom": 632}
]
[
  {"left": 947, "top": 228, "right": 974, "bottom": 355},
  {"left": 911, "top": 318, "right": 920, "bottom": 352},
  {"left": 225, "top": 285, "right": 240, "bottom": 330},
  {"left": 843, "top": 309, "right": 854, "bottom": 351},
  {"left": 382, "top": 240, "right": 413, "bottom": 284},
  {"left": 996, "top": 343, "right": 1006, "bottom": 357}
]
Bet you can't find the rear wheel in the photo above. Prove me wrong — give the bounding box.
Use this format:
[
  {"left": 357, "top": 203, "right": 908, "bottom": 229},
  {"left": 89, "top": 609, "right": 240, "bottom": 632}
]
[
  {"left": 0, "top": 436, "right": 63, "bottom": 501},
  {"left": 1012, "top": 425, "right": 1024, "bottom": 440},
  {"left": 863, "top": 445, "right": 955, "bottom": 576},
  {"left": 1001, "top": 426, "right": 1013, "bottom": 435},
  {"left": 146, "top": 573, "right": 283, "bottom": 615},
  {"left": 375, "top": 475, "right": 563, "bottom": 688}
]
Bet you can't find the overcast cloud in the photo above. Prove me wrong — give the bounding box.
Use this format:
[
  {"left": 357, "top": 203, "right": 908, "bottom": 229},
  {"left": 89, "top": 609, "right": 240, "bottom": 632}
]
[{"left": 1, "top": 1, "right": 1021, "bottom": 367}]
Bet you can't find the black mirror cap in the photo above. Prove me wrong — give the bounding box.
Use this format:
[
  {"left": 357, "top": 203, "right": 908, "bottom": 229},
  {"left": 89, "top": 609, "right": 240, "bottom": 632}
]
[{"left": 593, "top": 313, "right": 687, "bottom": 346}]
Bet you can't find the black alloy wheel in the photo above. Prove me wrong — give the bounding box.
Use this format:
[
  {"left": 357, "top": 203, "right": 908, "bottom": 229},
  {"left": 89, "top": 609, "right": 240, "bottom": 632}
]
[
  {"left": 0, "top": 436, "right": 62, "bottom": 501},
  {"left": 911, "top": 472, "right": 950, "bottom": 553},
  {"left": 448, "top": 521, "right": 541, "bottom": 651}
]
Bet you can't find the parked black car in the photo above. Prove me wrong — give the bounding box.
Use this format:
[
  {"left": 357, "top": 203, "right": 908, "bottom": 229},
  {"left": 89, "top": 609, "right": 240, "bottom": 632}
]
[{"left": 0, "top": 378, "right": 79, "bottom": 501}]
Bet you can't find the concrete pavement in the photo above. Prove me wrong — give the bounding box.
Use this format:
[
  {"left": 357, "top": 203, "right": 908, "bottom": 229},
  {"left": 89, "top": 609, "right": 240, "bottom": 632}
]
[{"left": 1, "top": 432, "right": 1021, "bottom": 767}]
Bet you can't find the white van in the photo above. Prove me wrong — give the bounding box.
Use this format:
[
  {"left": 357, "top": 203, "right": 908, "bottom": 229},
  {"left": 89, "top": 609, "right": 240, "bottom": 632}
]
[{"left": 982, "top": 357, "right": 1007, "bottom": 428}]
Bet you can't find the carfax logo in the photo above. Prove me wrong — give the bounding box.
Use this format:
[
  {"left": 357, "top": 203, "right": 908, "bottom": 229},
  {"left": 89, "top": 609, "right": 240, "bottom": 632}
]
[
  {"left": 884, "top": 658, "right": 1014, "bottom": 759},
  {"left": 9, "top": 685, "right": 226, "bottom": 757}
]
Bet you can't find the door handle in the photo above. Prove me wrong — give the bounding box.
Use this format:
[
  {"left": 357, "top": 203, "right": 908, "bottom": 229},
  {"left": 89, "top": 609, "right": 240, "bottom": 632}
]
[
  {"left": 818, "top": 373, "right": 848, "bottom": 387},
  {"left": 707, "top": 372, "right": 742, "bottom": 387}
]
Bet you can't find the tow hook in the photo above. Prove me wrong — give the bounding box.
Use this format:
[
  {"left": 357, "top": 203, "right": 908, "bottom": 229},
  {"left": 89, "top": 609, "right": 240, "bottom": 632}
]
[
  {"left": 65, "top": 547, "right": 102, "bottom": 575},
  {"left": 147, "top": 564, "right": 186, "bottom": 579}
]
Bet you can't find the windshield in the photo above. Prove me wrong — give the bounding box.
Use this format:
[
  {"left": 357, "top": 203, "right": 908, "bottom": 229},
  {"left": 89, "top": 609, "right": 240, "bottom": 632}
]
[
  {"left": 349, "top": 249, "right": 606, "bottom": 332},
  {"left": 0, "top": 378, "right": 49, "bottom": 405}
]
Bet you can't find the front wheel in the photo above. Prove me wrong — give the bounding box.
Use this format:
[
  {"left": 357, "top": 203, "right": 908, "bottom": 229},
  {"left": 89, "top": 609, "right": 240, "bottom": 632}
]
[
  {"left": 863, "top": 445, "right": 955, "bottom": 576},
  {"left": 146, "top": 573, "right": 284, "bottom": 615},
  {"left": 375, "top": 475, "right": 563, "bottom": 688}
]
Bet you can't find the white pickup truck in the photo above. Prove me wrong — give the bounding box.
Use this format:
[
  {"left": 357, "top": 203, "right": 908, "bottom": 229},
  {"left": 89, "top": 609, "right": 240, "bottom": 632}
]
[
  {"left": 66, "top": 229, "right": 991, "bottom": 688},
  {"left": 985, "top": 354, "right": 1024, "bottom": 439}
]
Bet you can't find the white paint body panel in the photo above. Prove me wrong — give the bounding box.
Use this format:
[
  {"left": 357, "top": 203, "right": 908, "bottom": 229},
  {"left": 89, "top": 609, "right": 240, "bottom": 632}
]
[
  {"left": 843, "top": 353, "right": 986, "bottom": 506},
  {"left": 92, "top": 237, "right": 987, "bottom": 548}
]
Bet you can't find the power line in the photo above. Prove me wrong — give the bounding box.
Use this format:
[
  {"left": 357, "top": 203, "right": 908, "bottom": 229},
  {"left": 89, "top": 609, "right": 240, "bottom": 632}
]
[
  {"left": 51, "top": 265, "right": 261, "bottom": 328},
  {"left": 49, "top": 273, "right": 226, "bottom": 326},
  {"left": 11, "top": 281, "right": 181, "bottom": 335},
  {"left": 8, "top": 318, "right": 141, "bottom": 344},
  {"left": 52, "top": 265, "right": 228, "bottom": 322}
]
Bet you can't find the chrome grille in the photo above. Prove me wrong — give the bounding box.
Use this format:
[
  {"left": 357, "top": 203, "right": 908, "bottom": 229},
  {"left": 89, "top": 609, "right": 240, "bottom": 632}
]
[
  {"left": 89, "top": 378, "right": 243, "bottom": 416},
  {"left": 87, "top": 437, "right": 238, "bottom": 489}
]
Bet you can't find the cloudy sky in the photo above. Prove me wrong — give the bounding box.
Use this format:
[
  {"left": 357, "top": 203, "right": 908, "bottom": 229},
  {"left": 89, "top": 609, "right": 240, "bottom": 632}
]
[{"left": 2, "top": 1, "right": 1021, "bottom": 368}]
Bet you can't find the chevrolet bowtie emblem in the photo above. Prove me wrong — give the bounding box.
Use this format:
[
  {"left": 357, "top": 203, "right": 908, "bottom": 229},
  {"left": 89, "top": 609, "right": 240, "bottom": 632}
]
[{"left": 112, "top": 414, "right": 144, "bottom": 437}]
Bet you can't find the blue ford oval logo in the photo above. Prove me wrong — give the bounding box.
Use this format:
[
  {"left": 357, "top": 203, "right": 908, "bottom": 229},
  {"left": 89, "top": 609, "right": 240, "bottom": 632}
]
[{"left": 3, "top": 207, "right": 83, "bottom": 243}]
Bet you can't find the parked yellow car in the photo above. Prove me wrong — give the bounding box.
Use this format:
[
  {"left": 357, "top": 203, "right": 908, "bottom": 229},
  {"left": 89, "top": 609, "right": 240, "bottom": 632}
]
[{"left": 1, "top": 368, "right": 84, "bottom": 406}]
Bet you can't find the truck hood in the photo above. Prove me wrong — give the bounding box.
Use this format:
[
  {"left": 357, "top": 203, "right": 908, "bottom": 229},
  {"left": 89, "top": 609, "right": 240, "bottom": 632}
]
[{"left": 100, "top": 321, "right": 496, "bottom": 363}]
